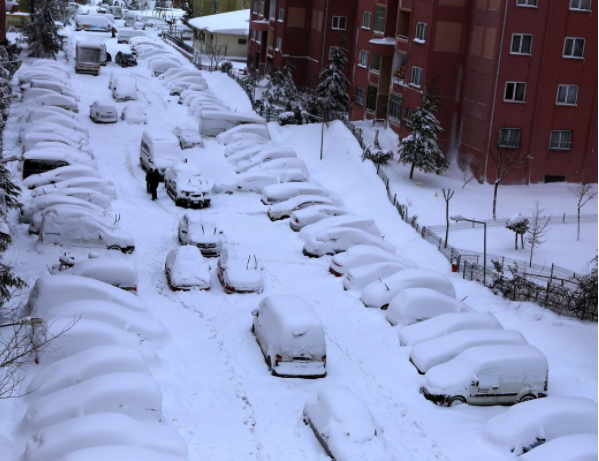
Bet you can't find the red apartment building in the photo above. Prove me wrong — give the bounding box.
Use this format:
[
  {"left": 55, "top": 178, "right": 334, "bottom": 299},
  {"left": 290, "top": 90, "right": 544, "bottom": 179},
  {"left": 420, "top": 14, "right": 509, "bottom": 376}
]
[{"left": 248, "top": 0, "right": 597, "bottom": 184}]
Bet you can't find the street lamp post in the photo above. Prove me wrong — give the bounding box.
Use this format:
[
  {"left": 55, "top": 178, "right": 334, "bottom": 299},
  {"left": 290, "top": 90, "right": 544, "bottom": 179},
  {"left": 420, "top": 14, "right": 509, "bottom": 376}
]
[{"left": 451, "top": 215, "right": 487, "bottom": 285}]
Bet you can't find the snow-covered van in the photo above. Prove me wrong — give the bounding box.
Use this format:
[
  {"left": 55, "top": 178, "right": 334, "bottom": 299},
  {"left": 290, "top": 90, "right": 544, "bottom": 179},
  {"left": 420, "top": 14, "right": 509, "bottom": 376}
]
[
  {"left": 139, "top": 130, "right": 183, "bottom": 178},
  {"left": 74, "top": 14, "right": 112, "bottom": 32},
  {"left": 198, "top": 110, "right": 266, "bottom": 137},
  {"left": 117, "top": 28, "right": 146, "bottom": 44},
  {"left": 108, "top": 6, "right": 122, "bottom": 19},
  {"left": 421, "top": 344, "right": 549, "bottom": 407},
  {"left": 252, "top": 295, "right": 326, "bottom": 378},
  {"left": 75, "top": 40, "right": 103, "bottom": 75}
]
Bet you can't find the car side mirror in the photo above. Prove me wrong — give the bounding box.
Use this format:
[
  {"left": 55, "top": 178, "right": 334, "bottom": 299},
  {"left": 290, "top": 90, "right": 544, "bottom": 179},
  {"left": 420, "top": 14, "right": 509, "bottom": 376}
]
[
  {"left": 181, "top": 230, "right": 187, "bottom": 233},
  {"left": 251, "top": 309, "right": 258, "bottom": 317},
  {"left": 219, "top": 230, "right": 223, "bottom": 234}
]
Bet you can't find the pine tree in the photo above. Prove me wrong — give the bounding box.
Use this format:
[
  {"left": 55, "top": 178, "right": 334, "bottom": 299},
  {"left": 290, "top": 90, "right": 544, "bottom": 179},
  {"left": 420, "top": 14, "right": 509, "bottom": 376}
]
[
  {"left": 313, "top": 37, "right": 350, "bottom": 120},
  {"left": 23, "top": 0, "right": 64, "bottom": 59},
  {"left": 398, "top": 79, "right": 448, "bottom": 179},
  {"left": 263, "top": 61, "right": 297, "bottom": 108}
]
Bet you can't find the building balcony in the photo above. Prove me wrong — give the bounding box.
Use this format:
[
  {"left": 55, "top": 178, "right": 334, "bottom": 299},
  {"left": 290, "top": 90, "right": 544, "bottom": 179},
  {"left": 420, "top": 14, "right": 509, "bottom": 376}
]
[{"left": 396, "top": 37, "right": 409, "bottom": 53}]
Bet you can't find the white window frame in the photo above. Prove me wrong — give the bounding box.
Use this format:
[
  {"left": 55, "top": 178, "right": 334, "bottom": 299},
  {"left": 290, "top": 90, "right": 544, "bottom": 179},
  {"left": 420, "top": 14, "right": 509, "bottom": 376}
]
[
  {"left": 388, "top": 94, "right": 402, "bottom": 122},
  {"left": 253, "top": 1, "right": 258, "bottom": 14},
  {"left": 516, "top": 0, "right": 538, "bottom": 7},
  {"left": 278, "top": 8, "right": 284, "bottom": 21},
  {"left": 358, "top": 50, "right": 368, "bottom": 67},
  {"left": 362, "top": 11, "right": 371, "bottom": 29},
  {"left": 256, "top": 30, "right": 262, "bottom": 44},
  {"left": 410, "top": 66, "right": 422, "bottom": 87},
  {"left": 563, "top": 37, "right": 585, "bottom": 58},
  {"left": 569, "top": 0, "right": 592, "bottom": 10},
  {"left": 504, "top": 81, "right": 527, "bottom": 103},
  {"left": 332, "top": 16, "right": 347, "bottom": 30},
  {"left": 549, "top": 130, "right": 573, "bottom": 151},
  {"left": 275, "top": 37, "right": 282, "bottom": 51},
  {"left": 415, "top": 22, "right": 427, "bottom": 42},
  {"left": 510, "top": 33, "right": 533, "bottom": 55},
  {"left": 251, "top": 29, "right": 256, "bottom": 41},
  {"left": 556, "top": 84, "right": 578, "bottom": 106}
]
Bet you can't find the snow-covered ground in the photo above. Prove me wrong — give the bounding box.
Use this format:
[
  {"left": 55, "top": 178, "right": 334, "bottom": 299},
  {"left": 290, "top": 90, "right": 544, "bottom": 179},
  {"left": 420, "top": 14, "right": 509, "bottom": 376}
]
[{"left": 1, "top": 21, "right": 597, "bottom": 461}]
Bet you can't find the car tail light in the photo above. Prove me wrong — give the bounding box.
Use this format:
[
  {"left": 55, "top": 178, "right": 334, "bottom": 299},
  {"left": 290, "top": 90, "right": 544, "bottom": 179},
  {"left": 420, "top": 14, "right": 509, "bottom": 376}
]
[
  {"left": 134, "top": 286, "right": 137, "bottom": 293},
  {"left": 275, "top": 354, "right": 282, "bottom": 366},
  {"left": 322, "top": 355, "right": 327, "bottom": 367},
  {"left": 225, "top": 284, "right": 235, "bottom": 292},
  {"left": 294, "top": 218, "right": 300, "bottom": 224}
]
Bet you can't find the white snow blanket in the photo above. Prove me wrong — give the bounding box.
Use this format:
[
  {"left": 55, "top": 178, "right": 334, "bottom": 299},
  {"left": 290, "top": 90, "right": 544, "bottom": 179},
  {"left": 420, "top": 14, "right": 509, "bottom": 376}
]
[
  {"left": 520, "top": 433, "right": 598, "bottom": 461},
  {"left": 59, "top": 446, "right": 188, "bottom": 461}
]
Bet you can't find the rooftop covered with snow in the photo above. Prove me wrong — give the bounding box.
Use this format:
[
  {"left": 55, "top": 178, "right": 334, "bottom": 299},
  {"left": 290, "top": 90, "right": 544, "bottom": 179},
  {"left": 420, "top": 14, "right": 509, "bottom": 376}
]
[{"left": 188, "top": 9, "right": 250, "bottom": 36}]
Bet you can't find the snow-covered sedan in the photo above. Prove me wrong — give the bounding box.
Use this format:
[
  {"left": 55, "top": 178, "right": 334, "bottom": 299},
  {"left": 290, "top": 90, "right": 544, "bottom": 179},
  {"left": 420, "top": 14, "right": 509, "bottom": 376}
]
[
  {"left": 24, "top": 93, "right": 78, "bottom": 113},
  {"left": 329, "top": 245, "right": 417, "bottom": 277},
  {"left": 267, "top": 195, "right": 338, "bottom": 221},
  {"left": 178, "top": 214, "right": 223, "bottom": 257},
  {"left": 32, "top": 176, "right": 117, "bottom": 200},
  {"left": 20, "top": 194, "right": 110, "bottom": 224},
  {"left": 303, "top": 227, "right": 396, "bottom": 258},
  {"left": 164, "top": 163, "right": 210, "bottom": 208},
  {"left": 303, "top": 386, "right": 393, "bottom": 461},
  {"left": 90, "top": 100, "right": 118, "bottom": 123},
  {"left": 22, "top": 165, "right": 100, "bottom": 190},
  {"left": 167, "top": 77, "right": 208, "bottom": 96},
  {"left": 28, "top": 187, "right": 112, "bottom": 208},
  {"left": 212, "top": 170, "right": 308, "bottom": 195},
  {"left": 165, "top": 246, "right": 211, "bottom": 291},
  {"left": 121, "top": 102, "right": 146, "bottom": 124},
  {"left": 289, "top": 205, "right": 348, "bottom": 232},
  {"left": 61, "top": 257, "right": 139, "bottom": 292},
  {"left": 217, "top": 248, "right": 264, "bottom": 294},
  {"left": 172, "top": 127, "right": 203, "bottom": 149},
  {"left": 235, "top": 148, "right": 298, "bottom": 174},
  {"left": 342, "top": 262, "right": 408, "bottom": 292},
  {"left": 261, "top": 182, "right": 334, "bottom": 205}
]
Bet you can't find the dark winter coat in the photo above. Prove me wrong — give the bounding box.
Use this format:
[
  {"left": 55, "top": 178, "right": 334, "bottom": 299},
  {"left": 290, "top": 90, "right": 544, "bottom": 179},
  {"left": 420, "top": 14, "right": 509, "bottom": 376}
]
[{"left": 146, "top": 169, "right": 160, "bottom": 191}]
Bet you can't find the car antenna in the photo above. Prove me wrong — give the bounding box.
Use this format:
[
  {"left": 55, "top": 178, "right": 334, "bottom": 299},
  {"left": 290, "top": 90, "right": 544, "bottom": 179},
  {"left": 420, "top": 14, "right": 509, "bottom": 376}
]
[
  {"left": 246, "top": 255, "right": 250, "bottom": 269},
  {"left": 254, "top": 255, "right": 257, "bottom": 269},
  {"left": 201, "top": 224, "right": 204, "bottom": 234},
  {"left": 460, "top": 295, "right": 469, "bottom": 303},
  {"left": 46, "top": 265, "right": 55, "bottom": 275}
]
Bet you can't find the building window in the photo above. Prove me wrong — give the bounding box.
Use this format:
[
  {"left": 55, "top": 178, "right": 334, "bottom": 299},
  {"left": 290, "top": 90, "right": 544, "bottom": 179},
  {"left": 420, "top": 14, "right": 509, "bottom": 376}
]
[
  {"left": 362, "top": 11, "right": 371, "bottom": 29},
  {"left": 358, "top": 50, "right": 368, "bottom": 67},
  {"left": 278, "top": 8, "right": 284, "bottom": 21},
  {"left": 516, "top": 0, "right": 538, "bottom": 6},
  {"left": 369, "top": 54, "right": 382, "bottom": 74},
  {"left": 415, "top": 22, "right": 427, "bottom": 42},
  {"left": 404, "top": 108, "right": 415, "bottom": 127},
  {"left": 504, "top": 81, "right": 526, "bottom": 102},
  {"left": 549, "top": 130, "right": 573, "bottom": 150},
  {"left": 388, "top": 94, "right": 402, "bottom": 122},
  {"left": 238, "top": 38, "right": 248, "bottom": 45},
  {"left": 253, "top": 1, "right": 257, "bottom": 14},
  {"left": 563, "top": 37, "right": 585, "bottom": 58},
  {"left": 511, "top": 34, "right": 533, "bottom": 55},
  {"left": 410, "top": 66, "right": 422, "bottom": 87},
  {"left": 332, "top": 16, "right": 347, "bottom": 30},
  {"left": 275, "top": 38, "right": 282, "bottom": 51},
  {"left": 374, "top": 6, "right": 386, "bottom": 33},
  {"left": 570, "top": 0, "right": 591, "bottom": 10},
  {"left": 329, "top": 46, "right": 339, "bottom": 59},
  {"left": 354, "top": 87, "right": 364, "bottom": 105},
  {"left": 256, "top": 31, "right": 262, "bottom": 44},
  {"left": 498, "top": 128, "right": 522, "bottom": 148},
  {"left": 556, "top": 85, "right": 578, "bottom": 105},
  {"left": 366, "top": 86, "right": 378, "bottom": 111},
  {"left": 251, "top": 30, "right": 255, "bottom": 41}
]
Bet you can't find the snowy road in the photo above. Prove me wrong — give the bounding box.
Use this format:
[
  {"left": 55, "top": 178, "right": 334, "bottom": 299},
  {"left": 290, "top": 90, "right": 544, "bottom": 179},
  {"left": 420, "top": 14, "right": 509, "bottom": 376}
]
[{"left": 3, "top": 23, "right": 596, "bottom": 461}]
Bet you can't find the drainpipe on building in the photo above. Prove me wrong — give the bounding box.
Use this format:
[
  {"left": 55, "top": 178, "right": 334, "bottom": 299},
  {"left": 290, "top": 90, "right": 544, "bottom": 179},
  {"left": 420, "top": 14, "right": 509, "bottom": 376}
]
[
  {"left": 483, "top": 0, "right": 509, "bottom": 183},
  {"left": 320, "top": 0, "right": 330, "bottom": 70}
]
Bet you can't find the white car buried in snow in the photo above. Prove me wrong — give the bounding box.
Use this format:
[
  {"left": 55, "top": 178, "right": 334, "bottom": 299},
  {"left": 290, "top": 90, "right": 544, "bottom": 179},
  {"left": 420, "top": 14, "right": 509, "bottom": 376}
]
[
  {"left": 212, "top": 170, "right": 308, "bottom": 195},
  {"left": 60, "top": 257, "right": 139, "bottom": 292},
  {"left": 303, "top": 385, "right": 393, "bottom": 461},
  {"left": 223, "top": 138, "right": 269, "bottom": 157},
  {"left": 20, "top": 194, "right": 109, "bottom": 224},
  {"left": 121, "top": 102, "right": 147, "bottom": 124},
  {"left": 267, "top": 195, "right": 339, "bottom": 221},
  {"left": 343, "top": 262, "right": 409, "bottom": 292},
  {"left": 178, "top": 214, "right": 223, "bottom": 257},
  {"left": 172, "top": 127, "right": 203, "bottom": 149},
  {"left": 164, "top": 163, "right": 210, "bottom": 208},
  {"left": 235, "top": 148, "right": 298, "bottom": 174},
  {"left": 89, "top": 100, "right": 118, "bottom": 123},
  {"left": 32, "top": 176, "right": 117, "bottom": 200},
  {"left": 217, "top": 248, "right": 264, "bottom": 294},
  {"left": 111, "top": 75, "right": 138, "bottom": 102},
  {"left": 329, "top": 245, "right": 416, "bottom": 276},
  {"left": 217, "top": 123, "right": 271, "bottom": 145},
  {"left": 261, "top": 182, "right": 335, "bottom": 205},
  {"left": 246, "top": 157, "right": 310, "bottom": 177},
  {"left": 21, "top": 165, "right": 100, "bottom": 190},
  {"left": 290, "top": 204, "right": 348, "bottom": 231},
  {"left": 519, "top": 434, "right": 598, "bottom": 461},
  {"left": 299, "top": 215, "right": 383, "bottom": 240},
  {"left": 303, "top": 227, "right": 395, "bottom": 258},
  {"left": 167, "top": 76, "right": 208, "bottom": 95},
  {"left": 27, "top": 186, "right": 112, "bottom": 209},
  {"left": 150, "top": 59, "right": 182, "bottom": 77},
  {"left": 165, "top": 246, "right": 211, "bottom": 291},
  {"left": 25, "top": 93, "right": 79, "bottom": 112}
]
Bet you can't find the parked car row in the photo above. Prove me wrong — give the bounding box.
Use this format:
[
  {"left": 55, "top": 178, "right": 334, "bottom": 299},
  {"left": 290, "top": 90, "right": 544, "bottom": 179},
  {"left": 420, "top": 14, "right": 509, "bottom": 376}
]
[
  {"left": 130, "top": 37, "right": 183, "bottom": 77},
  {"left": 17, "top": 60, "right": 134, "bottom": 254},
  {"left": 19, "top": 275, "right": 188, "bottom": 461}
]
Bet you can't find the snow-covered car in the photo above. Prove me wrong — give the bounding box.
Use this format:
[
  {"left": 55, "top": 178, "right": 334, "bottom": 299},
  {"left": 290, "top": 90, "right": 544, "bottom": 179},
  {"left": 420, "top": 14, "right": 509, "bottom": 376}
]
[
  {"left": 410, "top": 329, "right": 528, "bottom": 374},
  {"left": 90, "top": 100, "right": 118, "bottom": 123},
  {"left": 386, "top": 288, "right": 475, "bottom": 327},
  {"left": 299, "top": 215, "right": 383, "bottom": 240},
  {"left": 235, "top": 148, "right": 299, "bottom": 174},
  {"left": 290, "top": 205, "right": 348, "bottom": 232},
  {"left": 329, "top": 245, "right": 415, "bottom": 276},
  {"left": 303, "top": 386, "right": 393, "bottom": 461},
  {"left": 267, "top": 195, "right": 338, "bottom": 221},
  {"left": 172, "top": 127, "right": 203, "bottom": 149},
  {"left": 20, "top": 119, "right": 88, "bottom": 140},
  {"left": 19, "top": 69, "right": 70, "bottom": 85},
  {"left": 482, "top": 397, "right": 598, "bottom": 455},
  {"left": 32, "top": 176, "right": 117, "bottom": 200},
  {"left": 360, "top": 269, "right": 456, "bottom": 310},
  {"left": 165, "top": 246, "right": 211, "bottom": 291},
  {"left": 21, "top": 148, "right": 96, "bottom": 179},
  {"left": 343, "top": 262, "right": 409, "bottom": 292},
  {"left": 150, "top": 59, "right": 182, "bottom": 77},
  {"left": 29, "top": 203, "right": 114, "bottom": 235},
  {"left": 20, "top": 193, "right": 109, "bottom": 224},
  {"left": 138, "top": 48, "right": 171, "bottom": 60},
  {"left": 167, "top": 77, "right": 208, "bottom": 95},
  {"left": 223, "top": 138, "right": 269, "bottom": 157},
  {"left": 61, "top": 257, "right": 139, "bottom": 292},
  {"left": 198, "top": 110, "right": 266, "bottom": 137},
  {"left": 27, "top": 81, "right": 80, "bottom": 101},
  {"left": 226, "top": 144, "right": 276, "bottom": 165},
  {"left": 251, "top": 295, "right": 326, "bottom": 378},
  {"left": 519, "top": 434, "right": 598, "bottom": 461},
  {"left": 27, "top": 187, "right": 112, "bottom": 209},
  {"left": 115, "top": 51, "right": 137, "bottom": 67},
  {"left": 245, "top": 157, "right": 310, "bottom": 177},
  {"left": 164, "top": 163, "right": 210, "bottom": 208},
  {"left": 217, "top": 247, "right": 264, "bottom": 294},
  {"left": 112, "top": 75, "right": 137, "bottom": 102},
  {"left": 21, "top": 132, "right": 93, "bottom": 157},
  {"left": 139, "top": 130, "right": 183, "bottom": 177},
  {"left": 217, "top": 123, "right": 271, "bottom": 145},
  {"left": 178, "top": 214, "right": 223, "bottom": 257},
  {"left": 22, "top": 165, "right": 100, "bottom": 190},
  {"left": 212, "top": 170, "right": 308, "bottom": 194},
  {"left": 420, "top": 344, "right": 548, "bottom": 407},
  {"left": 24, "top": 107, "right": 79, "bottom": 124},
  {"left": 397, "top": 312, "right": 503, "bottom": 347},
  {"left": 25, "top": 93, "right": 79, "bottom": 112},
  {"left": 261, "top": 182, "right": 335, "bottom": 205},
  {"left": 163, "top": 70, "right": 204, "bottom": 84},
  {"left": 183, "top": 91, "right": 223, "bottom": 107},
  {"left": 121, "top": 102, "right": 147, "bottom": 124},
  {"left": 303, "top": 227, "right": 396, "bottom": 258},
  {"left": 38, "top": 208, "right": 135, "bottom": 253}
]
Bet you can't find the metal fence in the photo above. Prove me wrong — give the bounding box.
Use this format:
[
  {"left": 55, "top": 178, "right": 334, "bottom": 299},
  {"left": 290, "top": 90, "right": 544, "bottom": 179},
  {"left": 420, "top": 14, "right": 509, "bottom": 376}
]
[{"left": 163, "top": 32, "right": 194, "bottom": 55}]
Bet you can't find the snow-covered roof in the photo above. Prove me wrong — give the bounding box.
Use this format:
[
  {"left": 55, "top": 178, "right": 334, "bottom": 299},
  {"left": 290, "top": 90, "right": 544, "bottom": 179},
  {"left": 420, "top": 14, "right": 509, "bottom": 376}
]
[
  {"left": 369, "top": 37, "right": 395, "bottom": 45},
  {"left": 188, "top": 9, "right": 250, "bottom": 36}
]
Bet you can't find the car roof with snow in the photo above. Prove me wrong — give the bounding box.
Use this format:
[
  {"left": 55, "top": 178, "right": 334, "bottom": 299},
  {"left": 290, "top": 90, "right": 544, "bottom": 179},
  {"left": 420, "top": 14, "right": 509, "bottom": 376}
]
[
  {"left": 259, "top": 295, "right": 323, "bottom": 334},
  {"left": 93, "top": 99, "right": 117, "bottom": 110},
  {"left": 22, "top": 150, "right": 95, "bottom": 167},
  {"left": 64, "top": 258, "right": 138, "bottom": 285},
  {"left": 519, "top": 434, "right": 598, "bottom": 461},
  {"left": 269, "top": 194, "right": 335, "bottom": 212}
]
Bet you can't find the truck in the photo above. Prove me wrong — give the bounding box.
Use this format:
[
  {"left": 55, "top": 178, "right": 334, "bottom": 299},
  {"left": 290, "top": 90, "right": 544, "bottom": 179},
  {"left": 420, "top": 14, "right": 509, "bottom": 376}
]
[
  {"left": 108, "top": 6, "right": 122, "bottom": 19},
  {"left": 75, "top": 40, "right": 103, "bottom": 76},
  {"left": 74, "top": 14, "right": 112, "bottom": 32}
]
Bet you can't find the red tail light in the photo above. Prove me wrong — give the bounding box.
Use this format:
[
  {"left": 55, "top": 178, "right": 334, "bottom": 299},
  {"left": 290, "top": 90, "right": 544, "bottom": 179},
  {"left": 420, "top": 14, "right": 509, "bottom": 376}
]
[
  {"left": 294, "top": 218, "right": 300, "bottom": 224},
  {"left": 275, "top": 354, "right": 282, "bottom": 366},
  {"left": 322, "top": 355, "right": 327, "bottom": 367},
  {"left": 134, "top": 286, "right": 137, "bottom": 293}
]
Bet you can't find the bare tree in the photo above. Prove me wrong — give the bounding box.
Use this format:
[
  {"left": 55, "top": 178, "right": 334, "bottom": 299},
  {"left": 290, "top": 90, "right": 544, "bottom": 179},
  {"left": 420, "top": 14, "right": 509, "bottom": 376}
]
[
  {"left": 527, "top": 201, "right": 551, "bottom": 268},
  {"left": 568, "top": 183, "right": 597, "bottom": 241},
  {"left": 204, "top": 43, "right": 228, "bottom": 70},
  {"left": 460, "top": 155, "right": 476, "bottom": 189},
  {"left": 488, "top": 144, "right": 530, "bottom": 219},
  {"left": 442, "top": 188, "right": 454, "bottom": 249}
]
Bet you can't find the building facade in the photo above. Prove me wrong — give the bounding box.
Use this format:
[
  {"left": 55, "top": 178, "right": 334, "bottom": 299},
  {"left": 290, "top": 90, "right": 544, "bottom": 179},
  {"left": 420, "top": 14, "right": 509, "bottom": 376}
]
[
  {"left": 191, "top": 0, "right": 249, "bottom": 17},
  {"left": 248, "top": 0, "right": 597, "bottom": 184}
]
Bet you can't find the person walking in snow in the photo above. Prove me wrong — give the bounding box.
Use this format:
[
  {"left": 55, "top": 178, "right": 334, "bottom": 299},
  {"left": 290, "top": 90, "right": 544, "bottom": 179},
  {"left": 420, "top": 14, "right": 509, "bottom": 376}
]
[
  {"left": 148, "top": 168, "right": 160, "bottom": 201},
  {"left": 145, "top": 168, "right": 153, "bottom": 193}
]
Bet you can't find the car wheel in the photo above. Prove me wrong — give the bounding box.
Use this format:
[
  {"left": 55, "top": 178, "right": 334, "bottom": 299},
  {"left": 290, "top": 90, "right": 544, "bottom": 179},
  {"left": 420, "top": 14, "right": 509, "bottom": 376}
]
[
  {"left": 519, "top": 394, "right": 537, "bottom": 403},
  {"left": 251, "top": 324, "right": 255, "bottom": 334},
  {"left": 266, "top": 356, "right": 272, "bottom": 372},
  {"left": 108, "top": 245, "right": 121, "bottom": 251},
  {"left": 447, "top": 396, "right": 466, "bottom": 407}
]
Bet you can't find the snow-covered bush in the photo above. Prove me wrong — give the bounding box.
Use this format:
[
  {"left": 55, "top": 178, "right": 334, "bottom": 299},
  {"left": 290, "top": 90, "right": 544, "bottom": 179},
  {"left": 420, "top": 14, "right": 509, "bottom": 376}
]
[
  {"left": 220, "top": 60, "right": 232, "bottom": 74},
  {"left": 362, "top": 146, "right": 394, "bottom": 167},
  {"left": 278, "top": 111, "right": 295, "bottom": 126},
  {"left": 505, "top": 213, "right": 529, "bottom": 249}
]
